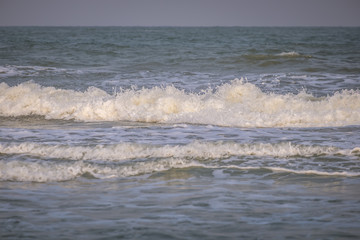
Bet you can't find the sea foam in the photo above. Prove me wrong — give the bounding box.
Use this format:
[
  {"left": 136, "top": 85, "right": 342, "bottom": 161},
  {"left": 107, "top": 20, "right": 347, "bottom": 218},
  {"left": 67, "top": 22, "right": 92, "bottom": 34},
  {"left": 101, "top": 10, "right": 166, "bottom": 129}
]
[
  {"left": 1, "top": 141, "right": 358, "bottom": 161},
  {"left": 1, "top": 140, "right": 358, "bottom": 182},
  {"left": 277, "top": 51, "right": 301, "bottom": 57},
  {"left": 0, "top": 158, "right": 196, "bottom": 182},
  {"left": 2, "top": 159, "right": 359, "bottom": 182},
  {"left": 1, "top": 79, "right": 359, "bottom": 127}
]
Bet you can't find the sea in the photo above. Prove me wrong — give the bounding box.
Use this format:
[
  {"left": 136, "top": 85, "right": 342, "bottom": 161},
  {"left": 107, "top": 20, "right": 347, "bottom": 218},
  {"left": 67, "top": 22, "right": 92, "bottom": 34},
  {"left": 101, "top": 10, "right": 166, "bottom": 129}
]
[{"left": 0, "top": 26, "right": 360, "bottom": 239}]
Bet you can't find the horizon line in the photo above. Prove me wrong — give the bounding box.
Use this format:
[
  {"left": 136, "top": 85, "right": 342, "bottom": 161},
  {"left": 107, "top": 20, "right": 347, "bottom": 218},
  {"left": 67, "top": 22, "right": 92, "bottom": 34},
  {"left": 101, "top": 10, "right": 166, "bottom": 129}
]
[{"left": 1, "top": 25, "right": 359, "bottom": 28}]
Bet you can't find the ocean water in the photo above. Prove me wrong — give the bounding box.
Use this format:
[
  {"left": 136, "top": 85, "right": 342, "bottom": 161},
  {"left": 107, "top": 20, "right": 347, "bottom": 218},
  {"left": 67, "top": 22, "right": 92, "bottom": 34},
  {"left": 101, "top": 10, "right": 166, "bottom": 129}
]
[{"left": 0, "top": 27, "right": 360, "bottom": 239}]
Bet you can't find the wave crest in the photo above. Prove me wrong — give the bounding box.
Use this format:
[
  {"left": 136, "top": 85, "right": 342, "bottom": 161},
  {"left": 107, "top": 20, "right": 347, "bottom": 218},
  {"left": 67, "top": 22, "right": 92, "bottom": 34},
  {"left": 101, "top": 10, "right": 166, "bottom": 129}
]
[{"left": 1, "top": 79, "right": 360, "bottom": 127}]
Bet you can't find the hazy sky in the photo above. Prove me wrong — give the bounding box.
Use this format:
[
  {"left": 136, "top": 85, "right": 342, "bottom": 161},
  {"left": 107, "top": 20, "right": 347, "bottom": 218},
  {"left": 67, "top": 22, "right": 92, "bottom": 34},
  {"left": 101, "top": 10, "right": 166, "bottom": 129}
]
[{"left": 0, "top": 0, "right": 359, "bottom": 27}]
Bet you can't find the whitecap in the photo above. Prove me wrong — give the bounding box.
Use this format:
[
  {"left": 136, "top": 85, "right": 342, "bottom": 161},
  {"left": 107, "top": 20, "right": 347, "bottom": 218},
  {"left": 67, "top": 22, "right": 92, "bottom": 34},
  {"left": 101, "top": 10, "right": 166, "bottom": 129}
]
[{"left": 0, "top": 79, "right": 359, "bottom": 128}]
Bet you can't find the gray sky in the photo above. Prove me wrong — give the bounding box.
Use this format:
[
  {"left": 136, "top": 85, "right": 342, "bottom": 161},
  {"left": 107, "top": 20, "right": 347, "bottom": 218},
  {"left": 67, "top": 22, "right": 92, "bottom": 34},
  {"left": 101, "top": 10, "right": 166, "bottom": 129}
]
[{"left": 0, "top": 0, "right": 359, "bottom": 26}]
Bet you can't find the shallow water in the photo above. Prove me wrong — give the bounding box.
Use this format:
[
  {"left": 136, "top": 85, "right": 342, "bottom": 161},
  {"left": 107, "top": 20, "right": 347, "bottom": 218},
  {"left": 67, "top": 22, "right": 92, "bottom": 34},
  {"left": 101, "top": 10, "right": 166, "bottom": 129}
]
[{"left": 1, "top": 27, "right": 360, "bottom": 239}]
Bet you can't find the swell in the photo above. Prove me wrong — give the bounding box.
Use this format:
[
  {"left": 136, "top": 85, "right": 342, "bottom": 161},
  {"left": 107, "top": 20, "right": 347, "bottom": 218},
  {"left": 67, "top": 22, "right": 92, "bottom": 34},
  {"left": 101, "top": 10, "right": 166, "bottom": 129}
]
[{"left": 1, "top": 79, "right": 360, "bottom": 128}]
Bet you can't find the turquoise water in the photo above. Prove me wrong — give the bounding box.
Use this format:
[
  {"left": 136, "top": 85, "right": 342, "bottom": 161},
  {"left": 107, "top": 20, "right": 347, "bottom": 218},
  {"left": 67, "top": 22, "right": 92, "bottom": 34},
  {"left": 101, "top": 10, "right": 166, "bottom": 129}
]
[{"left": 1, "top": 27, "right": 360, "bottom": 239}]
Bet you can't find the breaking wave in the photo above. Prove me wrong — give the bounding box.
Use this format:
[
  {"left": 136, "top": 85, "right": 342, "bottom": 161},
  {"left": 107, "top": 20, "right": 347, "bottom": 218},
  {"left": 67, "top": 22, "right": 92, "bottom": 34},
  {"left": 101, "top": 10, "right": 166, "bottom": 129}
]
[
  {"left": 1, "top": 79, "right": 360, "bottom": 127},
  {"left": 1, "top": 141, "right": 358, "bottom": 161},
  {"left": 1, "top": 159, "right": 359, "bottom": 182},
  {"left": 1, "top": 141, "right": 359, "bottom": 182}
]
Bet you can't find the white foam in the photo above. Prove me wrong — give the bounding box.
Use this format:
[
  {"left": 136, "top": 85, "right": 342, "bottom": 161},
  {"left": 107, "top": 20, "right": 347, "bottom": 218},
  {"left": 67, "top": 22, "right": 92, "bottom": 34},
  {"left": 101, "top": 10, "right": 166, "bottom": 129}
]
[
  {"left": 1, "top": 141, "right": 359, "bottom": 182},
  {"left": 0, "top": 141, "right": 358, "bottom": 161},
  {"left": 1, "top": 79, "right": 360, "bottom": 127},
  {"left": 1, "top": 156, "right": 358, "bottom": 182},
  {"left": 0, "top": 158, "right": 197, "bottom": 182},
  {"left": 277, "top": 51, "right": 301, "bottom": 57}
]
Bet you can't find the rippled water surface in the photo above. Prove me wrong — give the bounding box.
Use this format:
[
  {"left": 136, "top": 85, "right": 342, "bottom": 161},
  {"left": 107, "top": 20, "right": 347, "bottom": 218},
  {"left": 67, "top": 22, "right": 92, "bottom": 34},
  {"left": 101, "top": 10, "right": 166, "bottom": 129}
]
[{"left": 1, "top": 27, "right": 360, "bottom": 239}]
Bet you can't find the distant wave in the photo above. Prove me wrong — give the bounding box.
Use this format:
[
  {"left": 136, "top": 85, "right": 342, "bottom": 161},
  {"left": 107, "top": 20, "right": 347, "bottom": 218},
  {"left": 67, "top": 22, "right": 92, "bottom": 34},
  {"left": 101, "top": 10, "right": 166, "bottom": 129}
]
[
  {"left": 277, "top": 51, "right": 301, "bottom": 57},
  {"left": 1, "top": 79, "right": 360, "bottom": 128},
  {"left": 0, "top": 65, "right": 82, "bottom": 77},
  {"left": 242, "top": 51, "right": 311, "bottom": 61}
]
